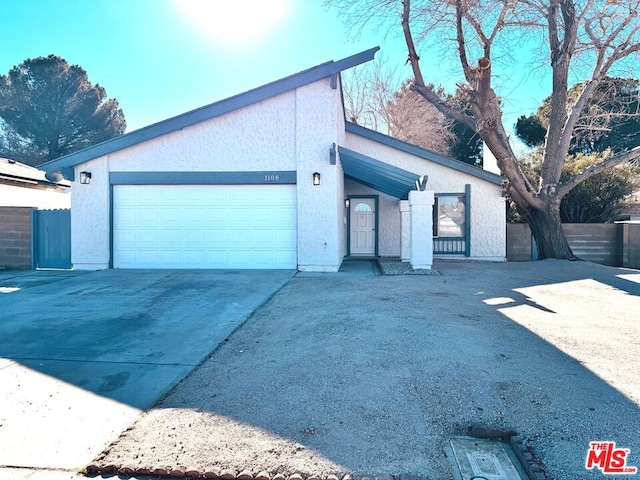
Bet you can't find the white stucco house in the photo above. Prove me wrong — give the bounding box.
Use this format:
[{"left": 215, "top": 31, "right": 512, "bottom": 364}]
[{"left": 41, "top": 47, "right": 505, "bottom": 272}]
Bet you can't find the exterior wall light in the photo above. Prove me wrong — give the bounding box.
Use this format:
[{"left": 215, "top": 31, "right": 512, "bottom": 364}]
[
  {"left": 79, "top": 171, "right": 92, "bottom": 184},
  {"left": 345, "top": 199, "right": 350, "bottom": 208},
  {"left": 312, "top": 172, "right": 321, "bottom": 186}
]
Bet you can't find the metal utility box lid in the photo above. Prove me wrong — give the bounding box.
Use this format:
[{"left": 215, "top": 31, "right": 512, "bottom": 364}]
[{"left": 448, "top": 436, "right": 528, "bottom": 480}]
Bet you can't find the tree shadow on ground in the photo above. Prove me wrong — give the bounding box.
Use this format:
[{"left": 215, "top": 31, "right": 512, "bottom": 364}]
[{"left": 91, "top": 259, "right": 640, "bottom": 480}]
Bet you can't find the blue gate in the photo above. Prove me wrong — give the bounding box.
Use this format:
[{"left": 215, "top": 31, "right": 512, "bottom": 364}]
[{"left": 33, "top": 209, "right": 71, "bottom": 269}]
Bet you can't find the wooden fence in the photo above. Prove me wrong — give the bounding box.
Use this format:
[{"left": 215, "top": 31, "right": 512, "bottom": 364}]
[{"left": 507, "top": 222, "right": 640, "bottom": 268}]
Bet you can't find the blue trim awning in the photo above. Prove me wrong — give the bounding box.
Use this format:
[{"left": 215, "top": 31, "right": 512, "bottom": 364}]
[{"left": 339, "top": 146, "right": 424, "bottom": 199}]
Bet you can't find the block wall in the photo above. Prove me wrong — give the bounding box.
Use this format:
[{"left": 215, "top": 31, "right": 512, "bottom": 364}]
[{"left": 0, "top": 207, "right": 32, "bottom": 269}]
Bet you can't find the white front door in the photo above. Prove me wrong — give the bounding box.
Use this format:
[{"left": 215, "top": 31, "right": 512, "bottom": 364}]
[{"left": 350, "top": 198, "right": 376, "bottom": 256}]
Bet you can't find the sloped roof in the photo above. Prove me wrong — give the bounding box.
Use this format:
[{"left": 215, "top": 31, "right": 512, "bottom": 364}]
[
  {"left": 345, "top": 122, "right": 503, "bottom": 185},
  {"left": 0, "top": 157, "right": 70, "bottom": 187},
  {"left": 339, "top": 146, "right": 422, "bottom": 199},
  {"left": 42, "top": 47, "right": 380, "bottom": 175}
]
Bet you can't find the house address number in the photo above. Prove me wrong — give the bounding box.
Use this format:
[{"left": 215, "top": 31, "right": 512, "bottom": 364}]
[
  {"left": 256, "top": 171, "right": 295, "bottom": 184},
  {"left": 259, "top": 171, "right": 296, "bottom": 184}
]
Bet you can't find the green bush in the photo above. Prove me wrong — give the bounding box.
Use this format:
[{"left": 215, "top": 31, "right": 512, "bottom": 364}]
[{"left": 508, "top": 152, "right": 640, "bottom": 223}]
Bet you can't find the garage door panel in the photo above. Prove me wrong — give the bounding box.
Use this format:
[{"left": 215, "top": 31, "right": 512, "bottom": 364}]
[
  {"left": 134, "top": 208, "right": 159, "bottom": 226},
  {"left": 203, "top": 209, "right": 228, "bottom": 225},
  {"left": 116, "top": 207, "right": 136, "bottom": 226},
  {"left": 159, "top": 230, "right": 181, "bottom": 247},
  {"left": 160, "top": 208, "right": 182, "bottom": 224},
  {"left": 134, "top": 189, "right": 159, "bottom": 205},
  {"left": 276, "top": 228, "right": 297, "bottom": 246},
  {"left": 114, "top": 185, "right": 297, "bottom": 269},
  {"left": 157, "top": 250, "right": 181, "bottom": 267},
  {"left": 271, "top": 207, "right": 296, "bottom": 224},
  {"left": 136, "top": 229, "right": 159, "bottom": 246}
]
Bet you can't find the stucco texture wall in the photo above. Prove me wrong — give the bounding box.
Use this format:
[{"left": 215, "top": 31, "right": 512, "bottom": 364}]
[
  {"left": 71, "top": 158, "right": 111, "bottom": 269},
  {"left": 344, "top": 132, "right": 506, "bottom": 260},
  {"left": 70, "top": 78, "right": 346, "bottom": 271},
  {"left": 108, "top": 93, "right": 298, "bottom": 173},
  {"left": 295, "top": 79, "right": 344, "bottom": 271}
]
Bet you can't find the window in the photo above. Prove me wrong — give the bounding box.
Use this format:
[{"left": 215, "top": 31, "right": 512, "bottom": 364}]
[
  {"left": 354, "top": 202, "right": 372, "bottom": 212},
  {"left": 433, "top": 186, "right": 470, "bottom": 256},
  {"left": 433, "top": 195, "right": 465, "bottom": 237}
]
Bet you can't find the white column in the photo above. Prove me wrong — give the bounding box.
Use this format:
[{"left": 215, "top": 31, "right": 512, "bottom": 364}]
[
  {"left": 400, "top": 200, "right": 410, "bottom": 262},
  {"left": 409, "top": 190, "right": 435, "bottom": 270}
]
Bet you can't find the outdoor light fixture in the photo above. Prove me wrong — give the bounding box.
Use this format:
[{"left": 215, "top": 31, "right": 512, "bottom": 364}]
[
  {"left": 313, "top": 172, "right": 321, "bottom": 186},
  {"left": 79, "top": 171, "right": 92, "bottom": 184},
  {"left": 345, "top": 199, "right": 350, "bottom": 208}
]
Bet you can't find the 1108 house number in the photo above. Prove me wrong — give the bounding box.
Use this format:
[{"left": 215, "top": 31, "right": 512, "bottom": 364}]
[{"left": 264, "top": 175, "right": 280, "bottom": 181}]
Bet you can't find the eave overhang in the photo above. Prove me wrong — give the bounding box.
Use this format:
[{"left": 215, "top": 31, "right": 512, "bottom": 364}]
[{"left": 339, "top": 146, "right": 424, "bottom": 199}]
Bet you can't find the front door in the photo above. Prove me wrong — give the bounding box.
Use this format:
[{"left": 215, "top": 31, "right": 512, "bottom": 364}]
[{"left": 349, "top": 197, "right": 376, "bottom": 256}]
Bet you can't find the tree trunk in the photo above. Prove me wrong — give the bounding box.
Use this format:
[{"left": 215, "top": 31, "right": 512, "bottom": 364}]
[{"left": 525, "top": 201, "right": 575, "bottom": 260}]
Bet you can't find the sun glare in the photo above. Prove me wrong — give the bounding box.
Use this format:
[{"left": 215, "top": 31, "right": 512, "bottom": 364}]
[{"left": 175, "top": 0, "right": 290, "bottom": 44}]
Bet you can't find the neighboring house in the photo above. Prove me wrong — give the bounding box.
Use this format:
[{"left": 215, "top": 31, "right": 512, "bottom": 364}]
[
  {"left": 0, "top": 158, "right": 70, "bottom": 209},
  {"left": 41, "top": 47, "right": 505, "bottom": 272}
]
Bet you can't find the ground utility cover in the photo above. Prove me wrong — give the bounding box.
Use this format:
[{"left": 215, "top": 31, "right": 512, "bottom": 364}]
[{"left": 448, "top": 436, "right": 527, "bottom": 480}]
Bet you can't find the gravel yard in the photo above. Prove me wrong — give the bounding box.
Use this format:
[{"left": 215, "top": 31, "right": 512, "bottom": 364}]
[{"left": 90, "top": 259, "right": 640, "bottom": 480}]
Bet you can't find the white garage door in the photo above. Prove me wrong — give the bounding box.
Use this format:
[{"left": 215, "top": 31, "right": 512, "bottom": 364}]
[{"left": 113, "top": 185, "right": 297, "bottom": 269}]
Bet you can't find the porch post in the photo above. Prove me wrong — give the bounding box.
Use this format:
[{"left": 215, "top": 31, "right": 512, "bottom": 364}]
[
  {"left": 400, "top": 200, "right": 410, "bottom": 262},
  {"left": 409, "top": 190, "right": 434, "bottom": 270}
]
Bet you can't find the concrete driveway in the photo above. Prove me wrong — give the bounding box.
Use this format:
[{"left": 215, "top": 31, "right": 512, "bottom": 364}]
[{"left": 0, "top": 268, "right": 294, "bottom": 474}]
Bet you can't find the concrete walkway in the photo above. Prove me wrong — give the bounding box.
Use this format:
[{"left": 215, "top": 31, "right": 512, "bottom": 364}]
[{"left": 296, "top": 259, "right": 380, "bottom": 277}]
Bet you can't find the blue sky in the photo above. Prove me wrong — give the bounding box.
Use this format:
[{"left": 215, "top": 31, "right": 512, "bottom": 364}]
[{"left": 0, "top": 0, "right": 549, "bottom": 138}]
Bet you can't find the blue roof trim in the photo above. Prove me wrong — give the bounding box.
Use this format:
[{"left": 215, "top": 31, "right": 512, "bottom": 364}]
[
  {"left": 42, "top": 47, "right": 380, "bottom": 174},
  {"left": 339, "top": 146, "right": 422, "bottom": 199},
  {"left": 109, "top": 171, "right": 297, "bottom": 185},
  {"left": 345, "top": 122, "right": 503, "bottom": 185}
]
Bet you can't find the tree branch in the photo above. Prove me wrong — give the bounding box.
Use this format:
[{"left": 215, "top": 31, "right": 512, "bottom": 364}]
[
  {"left": 455, "top": 0, "right": 475, "bottom": 82},
  {"left": 542, "top": 0, "right": 579, "bottom": 186},
  {"left": 401, "top": 0, "right": 425, "bottom": 87},
  {"left": 557, "top": 146, "right": 640, "bottom": 197},
  {"left": 400, "top": 0, "right": 477, "bottom": 131},
  {"left": 410, "top": 82, "right": 476, "bottom": 131}
]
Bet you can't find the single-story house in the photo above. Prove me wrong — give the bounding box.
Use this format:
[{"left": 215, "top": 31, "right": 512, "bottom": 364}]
[
  {"left": 0, "top": 158, "right": 70, "bottom": 209},
  {"left": 41, "top": 47, "right": 505, "bottom": 272}
]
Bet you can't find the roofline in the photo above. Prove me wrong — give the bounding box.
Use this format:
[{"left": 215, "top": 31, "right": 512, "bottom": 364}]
[
  {"left": 0, "top": 172, "right": 67, "bottom": 188},
  {"left": 0, "top": 158, "right": 70, "bottom": 187},
  {"left": 42, "top": 47, "right": 380, "bottom": 174},
  {"left": 344, "top": 122, "right": 503, "bottom": 185}
]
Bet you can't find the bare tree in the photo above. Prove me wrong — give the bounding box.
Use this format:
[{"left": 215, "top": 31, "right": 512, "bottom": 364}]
[
  {"left": 342, "top": 58, "right": 397, "bottom": 132},
  {"left": 342, "top": 60, "right": 454, "bottom": 155},
  {"left": 386, "top": 81, "right": 455, "bottom": 153},
  {"left": 328, "top": 0, "right": 640, "bottom": 259}
]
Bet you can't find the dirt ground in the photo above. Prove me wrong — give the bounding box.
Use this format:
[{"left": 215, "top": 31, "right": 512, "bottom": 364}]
[{"left": 92, "top": 259, "right": 640, "bottom": 480}]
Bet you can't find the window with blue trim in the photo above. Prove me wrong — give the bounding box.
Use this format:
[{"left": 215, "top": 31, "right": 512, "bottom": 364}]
[
  {"left": 433, "top": 188, "right": 469, "bottom": 256},
  {"left": 434, "top": 196, "right": 465, "bottom": 237}
]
